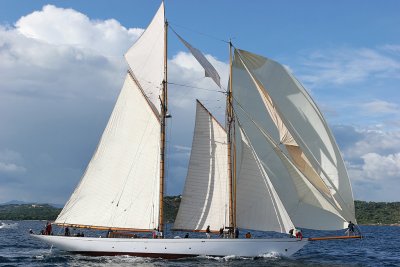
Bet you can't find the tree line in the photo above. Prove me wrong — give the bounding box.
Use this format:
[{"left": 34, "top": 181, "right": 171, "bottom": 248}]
[{"left": 1, "top": 198, "right": 399, "bottom": 225}]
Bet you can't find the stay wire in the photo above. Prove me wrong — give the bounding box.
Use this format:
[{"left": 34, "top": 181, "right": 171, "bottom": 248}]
[
  {"left": 169, "top": 23, "right": 229, "bottom": 44},
  {"left": 168, "top": 81, "right": 226, "bottom": 94}
]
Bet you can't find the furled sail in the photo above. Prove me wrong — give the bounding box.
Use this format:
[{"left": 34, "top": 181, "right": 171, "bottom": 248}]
[
  {"left": 125, "top": 2, "right": 165, "bottom": 114},
  {"left": 55, "top": 74, "right": 161, "bottom": 231},
  {"left": 236, "top": 128, "right": 294, "bottom": 233},
  {"left": 232, "top": 49, "right": 356, "bottom": 229},
  {"left": 173, "top": 101, "right": 229, "bottom": 231}
]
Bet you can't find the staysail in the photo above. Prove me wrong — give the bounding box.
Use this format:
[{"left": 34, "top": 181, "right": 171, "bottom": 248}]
[
  {"left": 232, "top": 49, "right": 356, "bottom": 230},
  {"left": 173, "top": 101, "right": 229, "bottom": 231}
]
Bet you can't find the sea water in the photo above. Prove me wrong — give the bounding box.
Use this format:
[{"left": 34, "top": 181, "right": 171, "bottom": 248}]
[{"left": 0, "top": 221, "right": 399, "bottom": 266}]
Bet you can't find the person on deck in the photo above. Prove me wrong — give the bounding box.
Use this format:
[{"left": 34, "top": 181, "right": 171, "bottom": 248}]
[
  {"left": 347, "top": 221, "right": 355, "bottom": 236},
  {"left": 289, "top": 229, "right": 294, "bottom": 238},
  {"left": 152, "top": 228, "right": 158, "bottom": 239},
  {"left": 295, "top": 229, "right": 303, "bottom": 240},
  {"left": 184, "top": 233, "right": 189, "bottom": 238},
  {"left": 64, "top": 227, "right": 70, "bottom": 236},
  {"left": 206, "top": 225, "right": 211, "bottom": 239},
  {"left": 234, "top": 227, "right": 239, "bottom": 239},
  {"left": 45, "top": 222, "right": 52, "bottom": 235},
  {"left": 219, "top": 227, "right": 223, "bottom": 238},
  {"left": 245, "top": 232, "right": 251, "bottom": 238}
]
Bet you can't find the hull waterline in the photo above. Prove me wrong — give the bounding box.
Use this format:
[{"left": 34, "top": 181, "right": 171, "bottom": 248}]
[{"left": 32, "top": 234, "right": 308, "bottom": 258}]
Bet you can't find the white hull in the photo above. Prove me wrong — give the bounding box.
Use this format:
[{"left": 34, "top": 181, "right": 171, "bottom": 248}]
[{"left": 32, "top": 235, "right": 307, "bottom": 258}]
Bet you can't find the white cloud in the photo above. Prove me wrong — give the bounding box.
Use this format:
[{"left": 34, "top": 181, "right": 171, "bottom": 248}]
[
  {"left": 0, "top": 150, "right": 26, "bottom": 174},
  {"left": 361, "top": 153, "right": 400, "bottom": 180},
  {"left": 0, "top": 162, "right": 26, "bottom": 173},
  {"left": 344, "top": 129, "right": 400, "bottom": 159},
  {"left": 382, "top": 44, "right": 400, "bottom": 54},
  {"left": 336, "top": 126, "right": 400, "bottom": 201},
  {"left": 359, "top": 100, "right": 399, "bottom": 115},
  {"left": 0, "top": 5, "right": 147, "bottom": 101},
  {"left": 15, "top": 5, "right": 142, "bottom": 57},
  {"left": 298, "top": 47, "right": 400, "bottom": 86}
]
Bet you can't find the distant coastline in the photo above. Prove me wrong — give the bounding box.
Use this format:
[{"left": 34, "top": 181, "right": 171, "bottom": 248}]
[{"left": 1, "top": 197, "right": 399, "bottom": 225}]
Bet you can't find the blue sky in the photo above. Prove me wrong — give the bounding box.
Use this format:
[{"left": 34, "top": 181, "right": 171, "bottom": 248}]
[{"left": 0, "top": 0, "right": 399, "bottom": 204}]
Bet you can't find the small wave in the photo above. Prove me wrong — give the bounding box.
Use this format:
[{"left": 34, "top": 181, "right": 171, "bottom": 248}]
[
  {"left": 33, "top": 255, "right": 45, "bottom": 260},
  {"left": 196, "top": 254, "right": 250, "bottom": 261},
  {"left": 106, "top": 255, "right": 154, "bottom": 263},
  {"left": 0, "top": 222, "right": 18, "bottom": 229},
  {"left": 258, "top": 252, "right": 281, "bottom": 259}
]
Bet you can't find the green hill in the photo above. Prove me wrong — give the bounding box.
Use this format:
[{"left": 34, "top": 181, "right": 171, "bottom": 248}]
[
  {"left": 0, "top": 204, "right": 61, "bottom": 220},
  {"left": 355, "top": 200, "right": 400, "bottom": 225},
  {"left": 1, "top": 198, "right": 399, "bottom": 225}
]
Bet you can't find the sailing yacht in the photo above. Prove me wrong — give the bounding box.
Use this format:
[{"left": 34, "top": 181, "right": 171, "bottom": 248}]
[{"left": 33, "top": 2, "right": 359, "bottom": 258}]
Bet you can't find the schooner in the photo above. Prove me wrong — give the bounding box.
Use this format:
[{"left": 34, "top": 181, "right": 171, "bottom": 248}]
[{"left": 33, "top": 2, "right": 360, "bottom": 258}]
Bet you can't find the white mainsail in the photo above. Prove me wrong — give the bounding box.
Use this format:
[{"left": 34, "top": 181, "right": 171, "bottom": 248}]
[
  {"left": 173, "top": 101, "right": 229, "bottom": 231},
  {"left": 231, "top": 49, "right": 356, "bottom": 230},
  {"left": 55, "top": 3, "right": 165, "bottom": 231},
  {"left": 56, "top": 74, "right": 160, "bottom": 230},
  {"left": 124, "top": 2, "right": 165, "bottom": 114}
]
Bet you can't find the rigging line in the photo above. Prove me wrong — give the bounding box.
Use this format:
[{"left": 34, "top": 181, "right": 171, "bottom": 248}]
[
  {"left": 169, "top": 23, "right": 228, "bottom": 44},
  {"left": 168, "top": 81, "right": 226, "bottom": 93},
  {"left": 172, "top": 76, "right": 208, "bottom": 90}
]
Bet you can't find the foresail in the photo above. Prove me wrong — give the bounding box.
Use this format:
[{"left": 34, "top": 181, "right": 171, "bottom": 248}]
[
  {"left": 56, "top": 74, "right": 160, "bottom": 231},
  {"left": 232, "top": 50, "right": 356, "bottom": 229},
  {"left": 236, "top": 128, "right": 294, "bottom": 233},
  {"left": 173, "top": 101, "right": 229, "bottom": 231},
  {"left": 124, "top": 2, "right": 165, "bottom": 114}
]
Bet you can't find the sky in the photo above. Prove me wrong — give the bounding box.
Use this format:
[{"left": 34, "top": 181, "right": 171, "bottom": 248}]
[{"left": 0, "top": 0, "right": 399, "bottom": 204}]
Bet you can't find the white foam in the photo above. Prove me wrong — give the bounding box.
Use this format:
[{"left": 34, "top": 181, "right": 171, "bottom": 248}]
[{"left": 0, "top": 222, "right": 18, "bottom": 229}]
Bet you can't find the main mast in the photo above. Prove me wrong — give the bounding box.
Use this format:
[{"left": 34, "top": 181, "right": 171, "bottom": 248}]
[
  {"left": 158, "top": 9, "right": 168, "bottom": 236},
  {"left": 227, "top": 41, "right": 236, "bottom": 235}
]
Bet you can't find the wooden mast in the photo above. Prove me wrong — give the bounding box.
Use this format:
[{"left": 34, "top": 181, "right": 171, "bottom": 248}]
[
  {"left": 159, "top": 6, "right": 168, "bottom": 237},
  {"left": 227, "top": 40, "right": 236, "bottom": 236}
]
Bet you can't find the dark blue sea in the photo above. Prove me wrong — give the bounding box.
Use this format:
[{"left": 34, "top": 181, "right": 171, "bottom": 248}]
[{"left": 0, "top": 221, "right": 399, "bottom": 266}]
